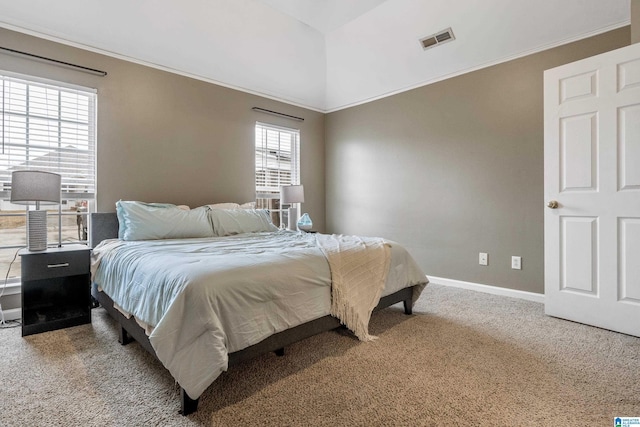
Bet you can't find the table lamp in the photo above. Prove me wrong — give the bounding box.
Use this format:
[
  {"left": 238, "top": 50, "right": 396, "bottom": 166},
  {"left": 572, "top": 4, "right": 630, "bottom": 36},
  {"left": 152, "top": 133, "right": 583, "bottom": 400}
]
[
  {"left": 280, "top": 185, "right": 304, "bottom": 231},
  {"left": 11, "top": 170, "right": 61, "bottom": 251}
]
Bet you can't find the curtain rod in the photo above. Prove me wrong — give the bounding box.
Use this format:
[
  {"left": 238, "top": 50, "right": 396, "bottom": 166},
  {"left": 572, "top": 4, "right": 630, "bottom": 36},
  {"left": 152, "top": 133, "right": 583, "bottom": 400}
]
[
  {"left": 252, "top": 107, "right": 304, "bottom": 122},
  {"left": 0, "top": 46, "right": 107, "bottom": 77}
]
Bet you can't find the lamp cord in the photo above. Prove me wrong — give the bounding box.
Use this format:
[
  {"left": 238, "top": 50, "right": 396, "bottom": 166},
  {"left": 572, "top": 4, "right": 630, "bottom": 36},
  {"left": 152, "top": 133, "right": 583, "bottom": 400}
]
[{"left": 0, "top": 248, "right": 22, "bottom": 328}]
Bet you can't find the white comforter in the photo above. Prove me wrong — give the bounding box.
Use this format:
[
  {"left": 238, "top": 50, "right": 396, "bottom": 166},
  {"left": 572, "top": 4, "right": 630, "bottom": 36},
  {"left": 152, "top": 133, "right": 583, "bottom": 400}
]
[{"left": 91, "top": 231, "right": 426, "bottom": 399}]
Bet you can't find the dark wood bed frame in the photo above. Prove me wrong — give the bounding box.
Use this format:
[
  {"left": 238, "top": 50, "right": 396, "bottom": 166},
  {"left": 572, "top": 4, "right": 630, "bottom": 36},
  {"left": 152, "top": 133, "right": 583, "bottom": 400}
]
[{"left": 89, "top": 212, "right": 420, "bottom": 415}]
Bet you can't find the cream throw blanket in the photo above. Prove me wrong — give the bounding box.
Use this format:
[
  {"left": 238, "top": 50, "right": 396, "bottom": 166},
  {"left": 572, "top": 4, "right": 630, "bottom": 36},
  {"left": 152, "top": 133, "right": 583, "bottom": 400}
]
[{"left": 316, "top": 234, "right": 391, "bottom": 341}]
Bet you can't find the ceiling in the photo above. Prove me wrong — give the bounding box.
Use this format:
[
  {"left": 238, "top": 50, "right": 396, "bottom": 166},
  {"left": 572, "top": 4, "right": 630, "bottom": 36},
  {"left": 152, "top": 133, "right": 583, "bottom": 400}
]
[
  {"left": 257, "top": 0, "right": 388, "bottom": 34},
  {"left": 0, "top": 0, "right": 631, "bottom": 112}
]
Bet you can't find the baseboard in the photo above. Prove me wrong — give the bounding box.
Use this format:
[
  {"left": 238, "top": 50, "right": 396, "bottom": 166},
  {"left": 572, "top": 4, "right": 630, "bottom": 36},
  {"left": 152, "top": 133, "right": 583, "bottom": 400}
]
[
  {"left": 1, "top": 276, "right": 544, "bottom": 320},
  {"left": 1, "top": 282, "right": 22, "bottom": 321},
  {"left": 427, "top": 276, "right": 545, "bottom": 304},
  {"left": 1, "top": 281, "right": 21, "bottom": 296},
  {"left": 1, "top": 307, "right": 21, "bottom": 321}
]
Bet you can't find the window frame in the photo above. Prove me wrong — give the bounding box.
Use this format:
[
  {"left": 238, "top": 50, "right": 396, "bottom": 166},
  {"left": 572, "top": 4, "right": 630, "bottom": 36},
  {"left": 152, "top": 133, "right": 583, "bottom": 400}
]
[
  {"left": 254, "top": 122, "right": 300, "bottom": 227},
  {"left": 0, "top": 71, "right": 97, "bottom": 283}
]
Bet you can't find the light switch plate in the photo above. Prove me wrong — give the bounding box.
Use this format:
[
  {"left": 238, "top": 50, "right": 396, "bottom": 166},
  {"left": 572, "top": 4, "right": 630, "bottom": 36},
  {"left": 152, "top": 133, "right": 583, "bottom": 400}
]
[
  {"left": 511, "top": 256, "right": 522, "bottom": 270},
  {"left": 479, "top": 252, "right": 488, "bottom": 266}
]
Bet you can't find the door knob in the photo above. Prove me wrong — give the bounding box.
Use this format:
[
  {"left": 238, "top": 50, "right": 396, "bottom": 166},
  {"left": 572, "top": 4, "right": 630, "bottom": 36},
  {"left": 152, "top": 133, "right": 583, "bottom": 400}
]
[{"left": 547, "top": 200, "right": 559, "bottom": 209}]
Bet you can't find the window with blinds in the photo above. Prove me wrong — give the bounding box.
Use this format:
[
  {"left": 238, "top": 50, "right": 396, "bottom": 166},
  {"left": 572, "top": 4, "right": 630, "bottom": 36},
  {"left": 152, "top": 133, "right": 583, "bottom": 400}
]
[
  {"left": 254, "top": 122, "right": 300, "bottom": 227},
  {"left": 0, "top": 72, "right": 97, "bottom": 281}
]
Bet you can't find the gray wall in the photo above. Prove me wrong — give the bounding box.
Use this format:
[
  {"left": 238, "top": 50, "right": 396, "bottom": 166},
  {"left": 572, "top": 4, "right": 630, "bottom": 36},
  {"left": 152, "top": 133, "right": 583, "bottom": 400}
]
[
  {"left": 325, "top": 27, "right": 630, "bottom": 294},
  {"left": 1, "top": 25, "right": 632, "bottom": 297},
  {"left": 0, "top": 28, "right": 326, "bottom": 231},
  {"left": 633, "top": 0, "right": 640, "bottom": 44}
]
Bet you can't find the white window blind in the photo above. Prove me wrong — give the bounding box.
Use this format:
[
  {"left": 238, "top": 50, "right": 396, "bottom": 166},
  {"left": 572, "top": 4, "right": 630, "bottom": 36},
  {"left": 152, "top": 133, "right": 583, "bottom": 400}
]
[
  {"left": 255, "top": 122, "right": 300, "bottom": 198},
  {"left": 0, "top": 73, "right": 97, "bottom": 200}
]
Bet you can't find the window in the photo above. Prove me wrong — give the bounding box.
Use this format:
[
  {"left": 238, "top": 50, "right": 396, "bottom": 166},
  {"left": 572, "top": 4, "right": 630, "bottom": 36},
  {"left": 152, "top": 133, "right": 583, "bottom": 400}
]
[
  {"left": 254, "top": 122, "right": 300, "bottom": 227},
  {"left": 0, "top": 72, "right": 97, "bottom": 282}
]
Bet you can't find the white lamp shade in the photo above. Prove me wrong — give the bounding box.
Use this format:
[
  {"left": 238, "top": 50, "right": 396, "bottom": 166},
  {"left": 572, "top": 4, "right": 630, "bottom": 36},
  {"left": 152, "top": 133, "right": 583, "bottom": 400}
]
[
  {"left": 10, "top": 170, "right": 61, "bottom": 204},
  {"left": 280, "top": 185, "right": 304, "bottom": 204}
]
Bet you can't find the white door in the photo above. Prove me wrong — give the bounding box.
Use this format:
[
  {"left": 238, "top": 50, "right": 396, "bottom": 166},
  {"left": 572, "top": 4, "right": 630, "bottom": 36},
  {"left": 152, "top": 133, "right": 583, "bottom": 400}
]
[{"left": 544, "top": 42, "right": 640, "bottom": 337}]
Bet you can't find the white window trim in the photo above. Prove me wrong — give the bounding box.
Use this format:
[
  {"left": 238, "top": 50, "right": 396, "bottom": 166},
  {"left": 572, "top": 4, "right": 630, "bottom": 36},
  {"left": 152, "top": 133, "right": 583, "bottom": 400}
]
[
  {"left": 0, "top": 71, "right": 97, "bottom": 284},
  {"left": 255, "top": 122, "right": 301, "bottom": 228},
  {"left": 255, "top": 121, "right": 300, "bottom": 197},
  {"left": 0, "top": 70, "right": 98, "bottom": 199}
]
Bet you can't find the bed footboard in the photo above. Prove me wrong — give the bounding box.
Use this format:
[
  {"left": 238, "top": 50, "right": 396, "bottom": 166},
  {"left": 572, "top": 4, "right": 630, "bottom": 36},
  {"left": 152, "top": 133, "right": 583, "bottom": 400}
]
[{"left": 376, "top": 286, "right": 413, "bottom": 315}]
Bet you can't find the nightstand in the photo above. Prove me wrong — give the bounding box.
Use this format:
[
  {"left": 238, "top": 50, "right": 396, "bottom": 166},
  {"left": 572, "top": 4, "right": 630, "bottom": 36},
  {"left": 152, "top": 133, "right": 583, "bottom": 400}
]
[{"left": 19, "top": 245, "right": 91, "bottom": 336}]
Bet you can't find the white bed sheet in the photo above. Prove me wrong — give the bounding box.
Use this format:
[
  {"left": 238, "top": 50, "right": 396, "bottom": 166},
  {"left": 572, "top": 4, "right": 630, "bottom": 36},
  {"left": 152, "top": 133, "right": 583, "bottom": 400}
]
[{"left": 91, "top": 230, "right": 426, "bottom": 399}]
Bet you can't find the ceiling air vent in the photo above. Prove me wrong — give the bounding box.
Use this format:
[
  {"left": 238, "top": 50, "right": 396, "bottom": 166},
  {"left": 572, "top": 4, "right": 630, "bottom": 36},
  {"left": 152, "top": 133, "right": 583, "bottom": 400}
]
[{"left": 420, "top": 27, "right": 455, "bottom": 51}]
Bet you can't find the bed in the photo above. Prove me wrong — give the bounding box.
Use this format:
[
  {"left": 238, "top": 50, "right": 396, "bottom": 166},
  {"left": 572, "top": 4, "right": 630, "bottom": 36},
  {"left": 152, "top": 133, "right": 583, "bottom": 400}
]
[{"left": 89, "top": 205, "right": 427, "bottom": 415}]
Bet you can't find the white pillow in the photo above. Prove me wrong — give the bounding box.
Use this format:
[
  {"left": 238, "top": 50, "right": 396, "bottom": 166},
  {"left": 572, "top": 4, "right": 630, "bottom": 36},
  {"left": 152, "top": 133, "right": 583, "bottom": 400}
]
[
  {"left": 207, "top": 202, "right": 240, "bottom": 210},
  {"left": 116, "top": 201, "right": 214, "bottom": 241},
  {"left": 206, "top": 202, "right": 256, "bottom": 210},
  {"left": 209, "top": 209, "right": 278, "bottom": 236}
]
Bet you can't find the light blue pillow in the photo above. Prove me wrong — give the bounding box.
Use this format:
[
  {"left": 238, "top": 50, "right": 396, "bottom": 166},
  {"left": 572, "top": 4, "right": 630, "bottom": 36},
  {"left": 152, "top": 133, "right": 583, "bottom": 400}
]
[
  {"left": 116, "top": 201, "right": 214, "bottom": 241},
  {"left": 116, "top": 201, "right": 175, "bottom": 239},
  {"left": 209, "top": 209, "right": 278, "bottom": 236}
]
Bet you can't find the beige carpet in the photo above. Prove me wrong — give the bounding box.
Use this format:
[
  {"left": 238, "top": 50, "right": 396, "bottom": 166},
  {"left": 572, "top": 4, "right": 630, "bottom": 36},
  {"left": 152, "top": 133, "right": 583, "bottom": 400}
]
[{"left": 1, "top": 284, "right": 639, "bottom": 426}]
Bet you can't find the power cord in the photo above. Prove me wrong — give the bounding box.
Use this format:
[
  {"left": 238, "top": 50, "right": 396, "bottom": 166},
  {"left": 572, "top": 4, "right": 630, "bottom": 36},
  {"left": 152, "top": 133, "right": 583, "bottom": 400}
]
[{"left": 0, "top": 248, "right": 22, "bottom": 328}]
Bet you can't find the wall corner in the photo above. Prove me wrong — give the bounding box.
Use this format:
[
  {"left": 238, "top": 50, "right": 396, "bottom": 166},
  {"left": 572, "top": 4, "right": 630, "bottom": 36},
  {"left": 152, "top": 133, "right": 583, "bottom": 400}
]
[{"left": 633, "top": 0, "right": 640, "bottom": 44}]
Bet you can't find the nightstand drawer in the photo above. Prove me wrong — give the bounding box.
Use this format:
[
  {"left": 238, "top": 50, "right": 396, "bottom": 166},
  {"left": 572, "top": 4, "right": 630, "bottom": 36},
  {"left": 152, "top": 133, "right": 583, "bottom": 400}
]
[{"left": 21, "top": 250, "right": 90, "bottom": 281}]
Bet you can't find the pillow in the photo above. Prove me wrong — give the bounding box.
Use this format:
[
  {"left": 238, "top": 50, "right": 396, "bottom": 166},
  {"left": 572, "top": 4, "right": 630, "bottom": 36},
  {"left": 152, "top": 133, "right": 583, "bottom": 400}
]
[
  {"left": 116, "top": 201, "right": 175, "bottom": 239},
  {"left": 206, "top": 202, "right": 256, "bottom": 210},
  {"left": 207, "top": 202, "right": 240, "bottom": 210},
  {"left": 209, "top": 209, "right": 278, "bottom": 236},
  {"left": 116, "top": 201, "right": 214, "bottom": 241}
]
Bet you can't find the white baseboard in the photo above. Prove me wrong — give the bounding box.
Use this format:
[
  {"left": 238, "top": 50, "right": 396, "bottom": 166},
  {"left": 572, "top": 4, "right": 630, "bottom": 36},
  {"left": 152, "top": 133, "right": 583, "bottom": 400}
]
[
  {"left": 0, "top": 276, "right": 544, "bottom": 320},
  {"left": 1, "top": 307, "right": 21, "bottom": 321},
  {"left": 1, "top": 281, "right": 21, "bottom": 296},
  {"left": 427, "top": 276, "right": 545, "bottom": 304},
  {"left": 1, "top": 282, "right": 22, "bottom": 321}
]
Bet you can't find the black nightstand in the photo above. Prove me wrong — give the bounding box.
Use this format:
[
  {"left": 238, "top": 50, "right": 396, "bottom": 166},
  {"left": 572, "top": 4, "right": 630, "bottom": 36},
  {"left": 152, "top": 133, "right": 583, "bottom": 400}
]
[{"left": 19, "top": 245, "right": 91, "bottom": 336}]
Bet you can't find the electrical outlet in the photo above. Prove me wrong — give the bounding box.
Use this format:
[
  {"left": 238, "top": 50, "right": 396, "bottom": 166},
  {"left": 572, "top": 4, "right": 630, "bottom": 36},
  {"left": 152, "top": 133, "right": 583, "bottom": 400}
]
[
  {"left": 511, "top": 256, "right": 522, "bottom": 270},
  {"left": 479, "top": 252, "right": 488, "bottom": 266}
]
